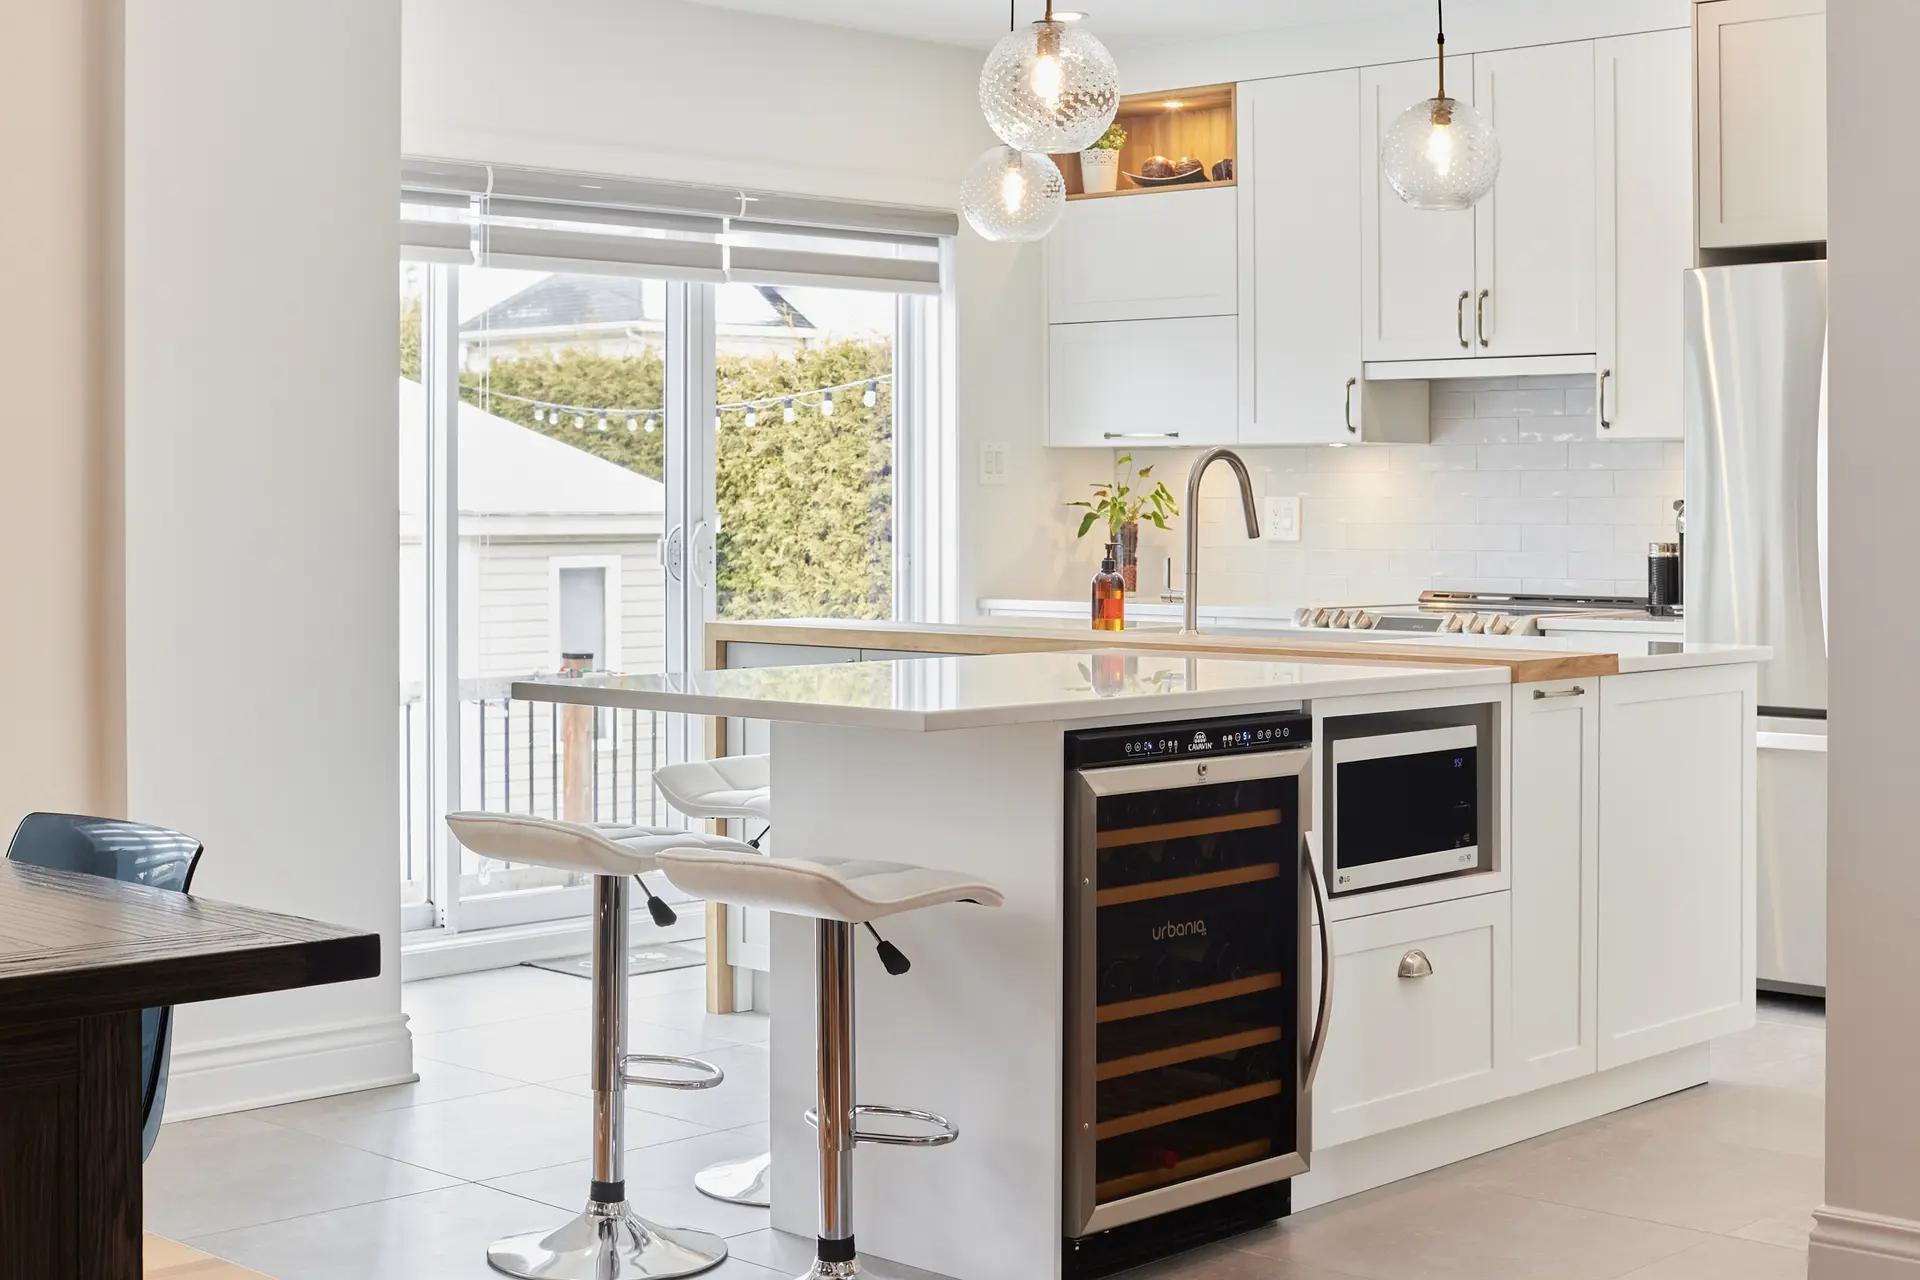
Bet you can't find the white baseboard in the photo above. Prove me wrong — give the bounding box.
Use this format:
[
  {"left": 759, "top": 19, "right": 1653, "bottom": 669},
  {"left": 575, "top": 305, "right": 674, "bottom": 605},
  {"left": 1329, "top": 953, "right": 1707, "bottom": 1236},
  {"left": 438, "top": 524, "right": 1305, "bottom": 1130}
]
[
  {"left": 1295, "top": 1044, "right": 1710, "bottom": 1210},
  {"left": 162, "top": 1012, "right": 416, "bottom": 1121},
  {"left": 1812, "top": 1207, "right": 1920, "bottom": 1278}
]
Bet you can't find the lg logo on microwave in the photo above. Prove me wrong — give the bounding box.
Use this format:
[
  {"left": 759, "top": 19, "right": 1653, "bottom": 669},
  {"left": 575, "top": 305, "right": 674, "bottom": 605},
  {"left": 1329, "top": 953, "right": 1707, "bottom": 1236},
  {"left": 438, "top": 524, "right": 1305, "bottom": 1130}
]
[{"left": 1152, "top": 918, "right": 1209, "bottom": 941}]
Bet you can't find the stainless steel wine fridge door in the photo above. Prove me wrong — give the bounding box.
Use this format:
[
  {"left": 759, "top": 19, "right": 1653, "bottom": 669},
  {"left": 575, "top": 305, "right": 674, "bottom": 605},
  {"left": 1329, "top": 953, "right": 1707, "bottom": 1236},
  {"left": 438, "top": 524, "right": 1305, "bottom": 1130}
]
[{"left": 1064, "top": 745, "right": 1316, "bottom": 1237}]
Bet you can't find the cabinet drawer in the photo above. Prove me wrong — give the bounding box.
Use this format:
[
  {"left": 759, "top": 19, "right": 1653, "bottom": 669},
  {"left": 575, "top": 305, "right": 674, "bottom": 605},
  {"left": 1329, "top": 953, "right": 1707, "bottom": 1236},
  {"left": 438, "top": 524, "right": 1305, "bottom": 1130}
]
[
  {"left": 1047, "top": 187, "right": 1238, "bottom": 323},
  {"left": 1047, "top": 316, "right": 1238, "bottom": 447},
  {"left": 1311, "top": 892, "right": 1511, "bottom": 1148}
]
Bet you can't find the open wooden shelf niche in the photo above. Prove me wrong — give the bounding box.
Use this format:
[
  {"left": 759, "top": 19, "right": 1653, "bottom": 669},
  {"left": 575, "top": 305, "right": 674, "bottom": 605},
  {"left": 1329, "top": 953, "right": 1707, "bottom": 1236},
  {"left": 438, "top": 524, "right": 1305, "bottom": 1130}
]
[{"left": 1055, "top": 83, "right": 1237, "bottom": 201}]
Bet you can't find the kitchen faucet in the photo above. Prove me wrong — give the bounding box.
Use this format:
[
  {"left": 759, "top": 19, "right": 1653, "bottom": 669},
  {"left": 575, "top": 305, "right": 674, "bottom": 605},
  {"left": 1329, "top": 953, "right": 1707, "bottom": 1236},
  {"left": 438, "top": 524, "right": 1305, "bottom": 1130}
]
[{"left": 1183, "top": 448, "right": 1261, "bottom": 634}]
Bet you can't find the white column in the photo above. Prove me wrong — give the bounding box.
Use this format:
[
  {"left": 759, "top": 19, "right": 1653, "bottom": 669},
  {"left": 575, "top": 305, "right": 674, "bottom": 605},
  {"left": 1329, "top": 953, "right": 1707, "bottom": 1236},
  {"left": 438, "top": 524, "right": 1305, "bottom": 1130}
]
[
  {"left": 121, "top": 0, "right": 410, "bottom": 1115},
  {"left": 1815, "top": 4, "right": 1920, "bottom": 1275}
]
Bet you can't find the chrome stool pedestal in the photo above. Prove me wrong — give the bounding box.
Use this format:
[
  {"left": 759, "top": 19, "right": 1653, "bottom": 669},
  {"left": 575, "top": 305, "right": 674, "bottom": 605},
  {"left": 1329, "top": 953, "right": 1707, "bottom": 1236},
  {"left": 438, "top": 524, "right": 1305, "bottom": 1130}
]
[{"left": 691, "top": 1150, "right": 772, "bottom": 1206}]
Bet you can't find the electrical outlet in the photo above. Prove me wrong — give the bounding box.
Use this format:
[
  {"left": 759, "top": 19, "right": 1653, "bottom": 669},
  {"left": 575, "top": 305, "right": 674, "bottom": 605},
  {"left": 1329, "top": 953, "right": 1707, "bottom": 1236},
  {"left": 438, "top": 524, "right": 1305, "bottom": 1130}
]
[
  {"left": 1264, "top": 495, "right": 1301, "bottom": 542},
  {"left": 979, "top": 440, "right": 1010, "bottom": 486}
]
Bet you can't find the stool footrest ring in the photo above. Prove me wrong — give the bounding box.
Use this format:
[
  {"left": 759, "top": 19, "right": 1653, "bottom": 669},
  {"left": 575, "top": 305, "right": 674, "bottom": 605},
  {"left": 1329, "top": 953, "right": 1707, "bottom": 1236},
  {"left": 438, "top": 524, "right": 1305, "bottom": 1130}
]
[
  {"left": 804, "top": 1103, "right": 959, "bottom": 1147},
  {"left": 621, "top": 1052, "right": 724, "bottom": 1090}
]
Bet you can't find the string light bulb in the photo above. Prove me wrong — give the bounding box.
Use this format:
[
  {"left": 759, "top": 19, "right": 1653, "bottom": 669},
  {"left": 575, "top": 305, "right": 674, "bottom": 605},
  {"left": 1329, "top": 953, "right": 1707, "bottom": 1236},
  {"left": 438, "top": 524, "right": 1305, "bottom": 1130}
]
[
  {"left": 863, "top": 380, "right": 878, "bottom": 408},
  {"left": 745, "top": 407, "right": 758, "bottom": 428},
  {"left": 596, "top": 416, "right": 609, "bottom": 432},
  {"left": 783, "top": 398, "right": 796, "bottom": 423},
  {"left": 626, "top": 417, "right": 638, "bottom": 433},
  {"left": 644, "top": 415, "right": 657, "bottom": 434},
  {"left": 532, "top": 407, "right": 546, "bottom": 424},
  {"left": 572, "top": 414, "right": 585, "bottom": 430},
  {"left": 820, "top": 391, "right": 834, "bottom": 418}
]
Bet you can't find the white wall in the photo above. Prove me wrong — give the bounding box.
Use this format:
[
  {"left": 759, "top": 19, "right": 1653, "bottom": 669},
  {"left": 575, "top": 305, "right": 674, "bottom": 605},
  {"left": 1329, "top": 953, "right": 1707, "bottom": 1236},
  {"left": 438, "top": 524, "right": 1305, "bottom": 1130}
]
[
  {"left": 123, "top": 0, "right": 409, "bottom": 1114},
  {"left": 1815, "top": 3, "right": 1920, "bottom": 1275},
  {"left": 0, "top": 3, "right": 124, "bottom": 830},
  {"left": 1109, "top": 376, "right": 1681, "bottom": 610},
  {"left": 401, "top": 0, "right": 1080, "bottom": 620}
]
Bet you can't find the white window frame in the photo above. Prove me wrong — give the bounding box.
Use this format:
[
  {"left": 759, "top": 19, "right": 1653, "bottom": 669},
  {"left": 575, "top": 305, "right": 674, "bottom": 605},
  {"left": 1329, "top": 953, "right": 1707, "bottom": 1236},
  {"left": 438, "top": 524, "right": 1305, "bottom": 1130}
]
[{"left": 546, "top": 552, "right": 625, "bottom": 671}]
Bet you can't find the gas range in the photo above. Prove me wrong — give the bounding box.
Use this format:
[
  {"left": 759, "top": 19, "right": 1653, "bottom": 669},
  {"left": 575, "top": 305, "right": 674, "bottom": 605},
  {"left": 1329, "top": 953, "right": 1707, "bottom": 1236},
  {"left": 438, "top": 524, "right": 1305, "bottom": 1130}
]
[{"left": 1289, "top": 590, "right": 1647, "bottom": 637}]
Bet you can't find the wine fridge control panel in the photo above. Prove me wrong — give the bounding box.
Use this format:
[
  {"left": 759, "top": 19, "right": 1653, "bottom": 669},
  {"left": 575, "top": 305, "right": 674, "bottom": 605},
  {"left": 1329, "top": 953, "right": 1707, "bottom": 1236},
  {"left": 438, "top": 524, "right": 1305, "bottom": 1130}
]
[{"left": 1066, "top": 711, "right": 1311, "bottom": 769}]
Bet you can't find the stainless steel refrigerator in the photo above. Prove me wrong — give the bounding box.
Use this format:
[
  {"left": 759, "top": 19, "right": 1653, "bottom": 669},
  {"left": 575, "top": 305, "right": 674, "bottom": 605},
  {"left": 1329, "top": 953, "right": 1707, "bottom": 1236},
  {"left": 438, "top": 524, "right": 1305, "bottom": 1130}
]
[{"left": 1684, "top": 260, "right": 1828, "bottom": 995}]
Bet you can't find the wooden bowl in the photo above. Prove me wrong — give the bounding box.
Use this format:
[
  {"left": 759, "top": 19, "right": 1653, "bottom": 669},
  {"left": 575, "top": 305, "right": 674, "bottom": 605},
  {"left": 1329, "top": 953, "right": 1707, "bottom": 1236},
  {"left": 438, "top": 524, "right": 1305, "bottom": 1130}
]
[{"left": 1124, "top": 166, "right": 1209, "bottom": 189}]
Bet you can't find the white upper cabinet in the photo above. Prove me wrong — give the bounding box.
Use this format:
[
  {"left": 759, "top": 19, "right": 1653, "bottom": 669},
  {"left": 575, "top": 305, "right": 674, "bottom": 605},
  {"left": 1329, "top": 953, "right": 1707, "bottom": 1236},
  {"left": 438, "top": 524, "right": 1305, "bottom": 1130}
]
[
  {"left": 1696, "top": 0, "right": 1827, "bottom": 248},
  {"left": 1596, "top": 29, "right": 1693, "bottom": 440},
  {"left": 1239, "top": 70, "right": 1427, "bottom": 444},
  {"left": 1361, "top": 57, "right": 1479, "bottom": 362},
  {"left": 1046, "top": 316, "right": 1238, "bottom": 448},
  {"left": 1046, "top": 187, "right": 1239, "bottom": 324},
  {"left": 1472, "top": 43, "right": 1595, "bottom": 358}
]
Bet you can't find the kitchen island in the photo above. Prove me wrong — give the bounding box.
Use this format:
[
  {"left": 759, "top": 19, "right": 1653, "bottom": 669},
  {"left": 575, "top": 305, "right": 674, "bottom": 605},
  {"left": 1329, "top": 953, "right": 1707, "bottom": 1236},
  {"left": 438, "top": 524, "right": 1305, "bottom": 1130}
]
[{"left": 516, "top": 638, "right": 1765, "bottom": 1280}]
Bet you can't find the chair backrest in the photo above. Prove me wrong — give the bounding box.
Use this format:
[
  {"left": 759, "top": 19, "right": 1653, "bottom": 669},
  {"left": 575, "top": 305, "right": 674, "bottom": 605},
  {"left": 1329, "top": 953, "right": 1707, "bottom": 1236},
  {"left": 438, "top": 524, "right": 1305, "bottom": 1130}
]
[{"left": 5, "top": 813, "right": 204, "bottom": 1161}]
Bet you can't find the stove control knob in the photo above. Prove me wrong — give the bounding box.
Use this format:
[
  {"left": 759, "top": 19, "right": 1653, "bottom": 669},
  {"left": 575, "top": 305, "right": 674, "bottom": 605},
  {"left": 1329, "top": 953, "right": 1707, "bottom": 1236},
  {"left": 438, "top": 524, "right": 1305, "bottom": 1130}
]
[
  {"left": 1465, "top": 613, "right": 1490, "bottom": 634},
  {"left": 1351, "top": 610, "right": 1377, "bottom": 630},
  {"left": 1331, "top": 609, "right": 1354, "bottom": 628},
  {"left": 1312, "top": 607, "right": 1335, "bottom": 627},
  {"left": 1440, "top": 613, "right": 1467, "bottom": 633},
  {"left": 1293, "top": 607, "right": 1317, "bottom": 626},
  {"left": 1488, "top": 615, "right": 1514, "bottom": 635},
  {"left": 1508, "top": 616, "right": 1540, "bottom": 636}
]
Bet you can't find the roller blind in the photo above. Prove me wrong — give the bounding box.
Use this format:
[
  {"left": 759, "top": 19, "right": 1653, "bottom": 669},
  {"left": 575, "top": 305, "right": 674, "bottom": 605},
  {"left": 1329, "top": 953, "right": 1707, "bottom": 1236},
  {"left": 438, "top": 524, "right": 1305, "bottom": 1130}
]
[{"left": 401, "top": 158, "right": 954, "bottom": 294}]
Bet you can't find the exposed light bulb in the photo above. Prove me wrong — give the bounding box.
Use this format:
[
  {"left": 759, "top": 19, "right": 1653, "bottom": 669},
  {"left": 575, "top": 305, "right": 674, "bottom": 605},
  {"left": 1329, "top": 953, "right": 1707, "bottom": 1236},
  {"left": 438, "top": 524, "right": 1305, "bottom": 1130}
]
[
  {"left": 626, "top": 417, "right": 638, "bottom": 433},
  {"left": 862, "top": 380, "right": 878, "bottom": 408},
  {"left": 783, "top": 398, "right": 796, "bottom": 424},
  {"left": 1424, "top": 117, "right": 1454, "bottom": 177},
  {"left": 644, "top": 415, "right": 658, "bottom": 434},
  {"left": 572, "top": 414, "right": 585, "bottom": 430},
  {"left": 1001, "top": 156, "right": 1028, "bottom": 213},
  {"left": 714, "top": 413, "right": 722, "bottom": 431},
  {"left": 597, "top": 416, "right": 609, "bottom": 432},
  {"left": 820, "top": 392, "right": 835, "bottom": 418},
  {"left": 533, "top": 408, "right": 546, "bottom": 423},
  {"left": 1030, "top": 50, "right": 1063, "bottom": 109},
  {"left": 745, "top": 407, "right": 757, "bottom": 428}
]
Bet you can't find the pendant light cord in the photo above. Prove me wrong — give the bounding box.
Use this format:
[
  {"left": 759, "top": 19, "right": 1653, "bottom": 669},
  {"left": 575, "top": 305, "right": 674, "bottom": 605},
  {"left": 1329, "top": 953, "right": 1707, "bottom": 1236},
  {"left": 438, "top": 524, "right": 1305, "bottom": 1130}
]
[{"left": 1436, "top": 0, "right": 1447, "bottom": 100}]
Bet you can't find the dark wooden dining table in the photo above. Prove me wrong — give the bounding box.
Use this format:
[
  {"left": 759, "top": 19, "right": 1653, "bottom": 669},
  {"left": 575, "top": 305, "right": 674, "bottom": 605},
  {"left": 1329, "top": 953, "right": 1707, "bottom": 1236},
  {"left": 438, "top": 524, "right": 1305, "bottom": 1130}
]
[{"left": 0, "top": 859, "right": 380, "bottom": 1280}]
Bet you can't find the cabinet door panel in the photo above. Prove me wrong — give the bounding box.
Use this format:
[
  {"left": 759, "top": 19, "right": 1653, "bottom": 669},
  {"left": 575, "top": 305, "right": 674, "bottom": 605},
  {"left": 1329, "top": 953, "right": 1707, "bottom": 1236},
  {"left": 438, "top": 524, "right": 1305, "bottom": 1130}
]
[
  {"left": 1047, "top": 316, "right": 1237, "bottom": 447},
  {"left": 1473, "top": 43, "right": 1595, "bottom": 357},
  {"left": 1596, "top": 29, "right": 1692, "bottom": 440},
  {"left": 1510, "top": 681, "right": 1599, "bottom": 1090},
  {"left": 1697, "top": 0, "right": 1827, "bottom": 247},
  {"left": 1597, "top": 666, "right": 1757, "bottom": 1070},
  {"left": 1361, "top": 58, "right": 1478, "bottom": 363},
  {"left": 1047, "top": 187, "right": 1239, "bottom": 324}
]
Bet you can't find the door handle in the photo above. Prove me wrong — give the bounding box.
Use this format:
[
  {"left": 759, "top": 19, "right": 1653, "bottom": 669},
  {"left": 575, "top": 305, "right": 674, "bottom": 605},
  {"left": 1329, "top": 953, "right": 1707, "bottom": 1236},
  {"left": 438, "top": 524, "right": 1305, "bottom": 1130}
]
[
  {"left": 690, "top": 519, "right": 714, "bottom": 589},
  {"left": 1397, "top": 949, "right": 1435, "bottom": 979},
  {"left": 660, "top": 525, "right": 685, "bottom": 582},
  {"left": 1598, "top": 369, "right": 1613, "bottom": 431},
  {"left": 1303, "top": 831, "right": 1335, "bottom": 1092},
  {"left": 1531, "top": 685, "right": 1587, "bottom": 700},
  {"left": 1476, "top": 289, "right": 1490, "bottom": 348},
  {"left": 1456, "top": 291, "right": 1470, "bottom": 349},
  {"left": 1343, "top": 377, "right": 1357, "bottom": 435}
]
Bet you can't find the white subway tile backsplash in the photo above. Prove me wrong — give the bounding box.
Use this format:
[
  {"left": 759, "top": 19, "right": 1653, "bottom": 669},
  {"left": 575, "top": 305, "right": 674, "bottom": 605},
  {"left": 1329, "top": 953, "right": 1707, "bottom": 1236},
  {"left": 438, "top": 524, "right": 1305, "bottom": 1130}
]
[{"left": 1115, "top": 375, "right": 1682, "bottom": 608}]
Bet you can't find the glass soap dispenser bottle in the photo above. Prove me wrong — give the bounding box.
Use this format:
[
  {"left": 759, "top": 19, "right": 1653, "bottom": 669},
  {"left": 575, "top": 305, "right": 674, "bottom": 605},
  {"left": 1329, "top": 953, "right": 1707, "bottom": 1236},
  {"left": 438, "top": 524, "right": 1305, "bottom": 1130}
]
[{"left": 1091, "top": 540, "right": 1125, "bottom": 632}]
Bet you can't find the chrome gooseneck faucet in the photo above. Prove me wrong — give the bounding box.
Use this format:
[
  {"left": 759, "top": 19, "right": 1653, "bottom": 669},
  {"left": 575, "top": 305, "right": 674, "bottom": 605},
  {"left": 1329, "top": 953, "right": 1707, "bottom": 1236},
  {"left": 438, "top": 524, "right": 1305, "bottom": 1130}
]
[{"left": 1183, "top": 448, "right": 1261, "bottom": 634}]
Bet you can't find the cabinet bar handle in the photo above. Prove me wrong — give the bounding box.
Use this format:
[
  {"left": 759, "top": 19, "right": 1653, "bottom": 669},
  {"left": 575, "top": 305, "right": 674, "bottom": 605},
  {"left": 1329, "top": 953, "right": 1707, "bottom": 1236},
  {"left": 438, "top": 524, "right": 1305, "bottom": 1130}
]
[
  {"left": 1343, "top": 376, "right": 1357, "bottom": 434},
  {"left": 1532, "top": 685, "right": 1588, "bottom": 699},
  {"left": 1598, "top": 369, "right": 1613, "bottom": 430},
  {"left": 1456, "top": 291, "right": 1470, "bottom": 349},
  {"left": 1103, "top": 431, "right": 1181, "bottom": 440},
  {"left": 1476, "top": 289, "right": 1490, "bottom": 348}
]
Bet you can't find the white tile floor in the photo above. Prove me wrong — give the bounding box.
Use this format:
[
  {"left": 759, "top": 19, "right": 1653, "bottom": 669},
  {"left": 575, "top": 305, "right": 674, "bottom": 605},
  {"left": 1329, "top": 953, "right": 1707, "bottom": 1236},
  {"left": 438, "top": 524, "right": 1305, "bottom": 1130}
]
[{"left": 147, "top": 965, "right": 1824, "bottom": 1280}]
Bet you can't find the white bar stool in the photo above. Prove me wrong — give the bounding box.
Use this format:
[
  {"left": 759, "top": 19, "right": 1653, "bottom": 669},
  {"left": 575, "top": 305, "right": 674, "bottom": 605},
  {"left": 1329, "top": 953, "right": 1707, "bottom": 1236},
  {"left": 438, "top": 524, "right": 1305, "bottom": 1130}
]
[
  {"left": 446, "top": 812, "right": 759, "bottom": 1280},
  {"left": 652, "top": 754, "right": 773, "bottom": 1208},
  {"left": 655, "top": 847, "right": 1003, "bottom": 1280}
]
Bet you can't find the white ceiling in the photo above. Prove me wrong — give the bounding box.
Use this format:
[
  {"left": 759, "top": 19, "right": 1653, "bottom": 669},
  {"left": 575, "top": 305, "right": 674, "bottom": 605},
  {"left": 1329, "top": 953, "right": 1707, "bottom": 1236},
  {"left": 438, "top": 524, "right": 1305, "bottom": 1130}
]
[{"left": 682, "top": 0, "right": 1435, "bottom": 49}]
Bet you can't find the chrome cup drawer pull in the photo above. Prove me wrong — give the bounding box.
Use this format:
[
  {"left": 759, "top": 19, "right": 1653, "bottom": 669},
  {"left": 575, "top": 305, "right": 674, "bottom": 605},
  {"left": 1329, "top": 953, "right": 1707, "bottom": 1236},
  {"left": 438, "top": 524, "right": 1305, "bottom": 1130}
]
[{"left": 1397, "top": 949, "right": 1434, "bottom": 979}]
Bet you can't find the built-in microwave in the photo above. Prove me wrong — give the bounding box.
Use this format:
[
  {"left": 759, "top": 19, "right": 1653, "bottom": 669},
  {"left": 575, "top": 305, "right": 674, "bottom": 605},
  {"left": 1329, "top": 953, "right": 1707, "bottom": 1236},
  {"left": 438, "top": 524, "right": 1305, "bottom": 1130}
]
[{"left": 1326, "top": 725, "right": 1481, "bottom": 895}]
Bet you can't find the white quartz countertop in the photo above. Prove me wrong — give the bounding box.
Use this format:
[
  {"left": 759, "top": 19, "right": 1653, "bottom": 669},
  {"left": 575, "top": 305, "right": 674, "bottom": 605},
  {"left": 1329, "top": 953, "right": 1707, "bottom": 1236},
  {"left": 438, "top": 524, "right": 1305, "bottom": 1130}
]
[
  {"left": 512, "top": 649, "right": 1507, "bottom": 732},
  {"left": 1536, "top": 614, "right": 1685, "bottom": 636}
]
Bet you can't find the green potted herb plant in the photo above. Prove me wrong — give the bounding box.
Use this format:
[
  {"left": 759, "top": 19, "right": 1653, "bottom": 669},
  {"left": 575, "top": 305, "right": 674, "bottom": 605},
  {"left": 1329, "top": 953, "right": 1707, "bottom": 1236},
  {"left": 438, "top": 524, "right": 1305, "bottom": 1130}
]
[
  {"left": 1067, "top": 454, "right": 1178, "bottom": 592},
  {"left": 1080, "top": 121, "right": 1127, "bottom": 194}
]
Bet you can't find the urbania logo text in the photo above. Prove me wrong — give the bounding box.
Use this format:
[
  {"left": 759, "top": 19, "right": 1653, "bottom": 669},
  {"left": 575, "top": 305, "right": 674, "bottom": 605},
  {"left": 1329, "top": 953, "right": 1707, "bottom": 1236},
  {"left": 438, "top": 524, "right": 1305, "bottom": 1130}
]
[{"left": 1152, "top": 919, "right": 1208, "bottom": 940}]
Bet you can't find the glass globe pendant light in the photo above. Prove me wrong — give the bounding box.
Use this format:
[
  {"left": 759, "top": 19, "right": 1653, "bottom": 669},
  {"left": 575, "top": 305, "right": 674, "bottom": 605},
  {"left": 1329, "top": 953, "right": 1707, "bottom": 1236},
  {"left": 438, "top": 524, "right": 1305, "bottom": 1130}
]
[
  {"left": 979, "top": 1, "right": 1119, "bottom": 155},
  {"left": 1380, "top": 0, "right": 1500, "bottom": 211},
  {"left": 959, "top": 144, "right": 1066, "bottom": 242}
]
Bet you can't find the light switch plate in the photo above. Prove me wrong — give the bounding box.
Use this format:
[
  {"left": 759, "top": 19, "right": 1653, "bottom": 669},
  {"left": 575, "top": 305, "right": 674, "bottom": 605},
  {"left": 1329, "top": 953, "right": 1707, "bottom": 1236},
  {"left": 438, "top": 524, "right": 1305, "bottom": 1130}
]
[
  {"left": 1264, "top": 495, "right": 1301, "bottom": 542},
  {"left": 979, "top": 441, "right": 1009, "bottom": 486}
]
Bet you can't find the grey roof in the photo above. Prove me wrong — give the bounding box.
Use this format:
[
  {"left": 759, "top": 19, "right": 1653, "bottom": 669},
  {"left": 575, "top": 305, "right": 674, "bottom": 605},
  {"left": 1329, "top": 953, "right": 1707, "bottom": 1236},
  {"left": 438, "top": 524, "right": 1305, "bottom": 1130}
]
[{"left": 462, "top": 274, "right": 813, "bottom": 334}]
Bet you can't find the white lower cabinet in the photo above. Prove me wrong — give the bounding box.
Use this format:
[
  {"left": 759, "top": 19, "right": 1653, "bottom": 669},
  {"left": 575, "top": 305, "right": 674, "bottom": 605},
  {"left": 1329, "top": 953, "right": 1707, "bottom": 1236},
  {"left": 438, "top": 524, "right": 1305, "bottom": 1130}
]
[
  {"left": 1510, "top": 680, "right": 1600, "bottom": 1090},
  {"left": 1596, "top": 664, "right": 1757, "bottom": 1069},
  {"left": 1046, "top": 316, "right": 1238, "bottom": 448},
  {"left": 1311, "top": 891, "right": 1512, "bottom": 1148}
]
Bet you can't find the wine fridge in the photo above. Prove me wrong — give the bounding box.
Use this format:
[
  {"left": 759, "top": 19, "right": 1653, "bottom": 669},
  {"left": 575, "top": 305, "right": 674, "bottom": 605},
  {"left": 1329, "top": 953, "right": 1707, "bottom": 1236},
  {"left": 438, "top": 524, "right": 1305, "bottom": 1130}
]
[{"left": 1063, "top": 711, "right": 1331, "bottom": 1277}]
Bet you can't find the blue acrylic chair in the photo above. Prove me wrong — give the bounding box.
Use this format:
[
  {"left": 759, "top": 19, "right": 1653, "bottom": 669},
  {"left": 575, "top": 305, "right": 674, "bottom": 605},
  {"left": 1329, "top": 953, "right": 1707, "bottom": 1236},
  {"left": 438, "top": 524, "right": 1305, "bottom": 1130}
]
[{"left": 5, "top": 812, "right": 204, "bottom": 1161}]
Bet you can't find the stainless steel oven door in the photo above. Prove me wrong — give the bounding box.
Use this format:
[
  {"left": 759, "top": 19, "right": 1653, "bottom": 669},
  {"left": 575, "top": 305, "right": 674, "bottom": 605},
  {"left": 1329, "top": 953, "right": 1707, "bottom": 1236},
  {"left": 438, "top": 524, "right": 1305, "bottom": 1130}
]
[{"left": 1064, "top": 745, "right": 1317, "bottom": 1238}]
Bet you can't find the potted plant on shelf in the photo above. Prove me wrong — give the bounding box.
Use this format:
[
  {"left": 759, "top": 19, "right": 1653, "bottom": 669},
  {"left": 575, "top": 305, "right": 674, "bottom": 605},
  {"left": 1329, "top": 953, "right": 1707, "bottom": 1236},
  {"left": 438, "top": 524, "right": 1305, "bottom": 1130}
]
[
  {"left": 1067, "top": 454, "right": 1178, "bottom": 593},
  {"left": 1079, "top": 121, "right": 1126, "bottom": 194}
]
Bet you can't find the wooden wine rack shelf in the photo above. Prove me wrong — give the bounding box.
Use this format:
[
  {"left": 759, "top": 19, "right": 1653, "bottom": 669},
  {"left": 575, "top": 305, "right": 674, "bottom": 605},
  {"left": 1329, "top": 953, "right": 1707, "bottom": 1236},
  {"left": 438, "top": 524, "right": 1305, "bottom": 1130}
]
[
  {"left": 1096, "top": 808, "right": 1281, "bottom": 850},
  {"left": 1096, "top": 862, "right": 1280, "bottom": 908},
  {"left": 1094, "top": 1138, "right": 1274, "bottom": 1203},
  {"left": 1096, "top": 1079, "right": 1283, "bottom": 1141},
  {"left": 1096, "top": 972, "right": 1284, "bottom": 1025},
  {"left": 1095, "top": 1025, "right": 1283, "bottom": 1082}
]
